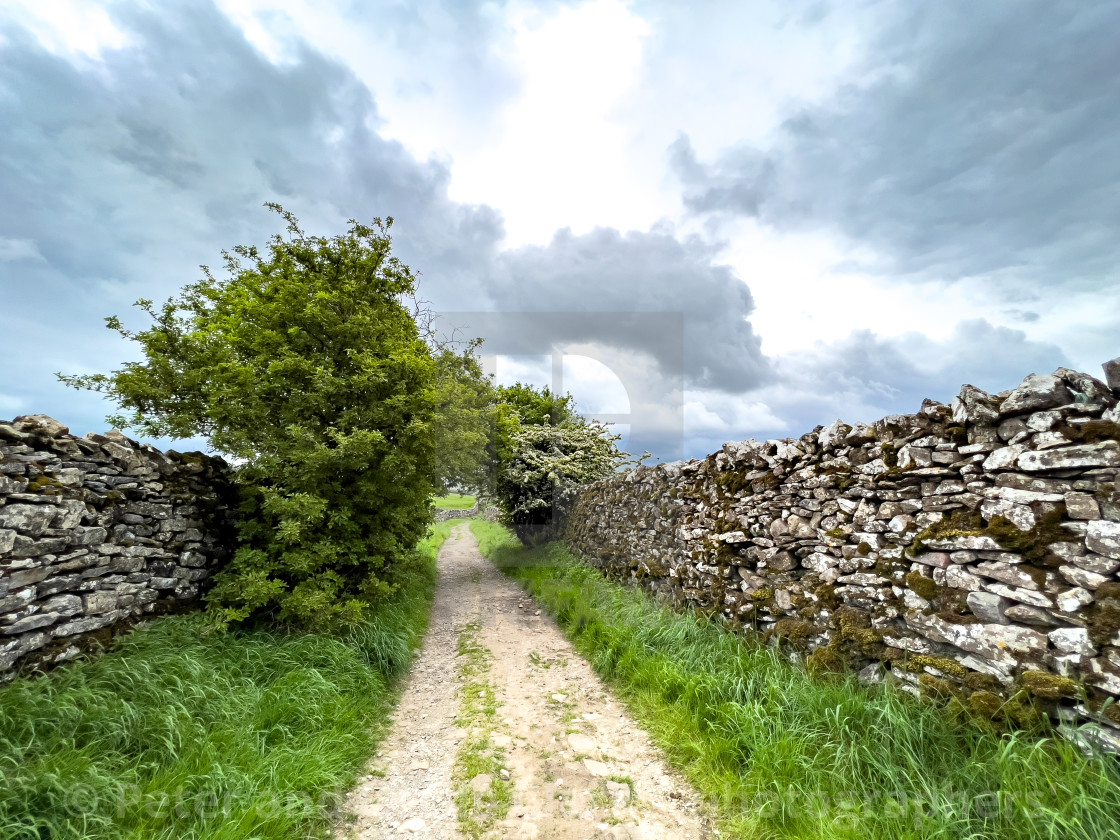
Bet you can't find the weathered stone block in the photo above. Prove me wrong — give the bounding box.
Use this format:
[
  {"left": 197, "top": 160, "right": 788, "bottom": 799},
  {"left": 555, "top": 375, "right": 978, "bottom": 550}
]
[
  {"left": 3, "top": 612, "right": 60, "bottom": 634},
  {"left": 83, "top": 591, "right": 118, "bottom": 615},
  {"left": 1017, "top": 441, "right": 1120, "bottom": 472},
  {"left": 0, "top": 504, "right": 56, "bottom": 536},
  {"left": 1000, "top": 374, "right": 1072, "bottom": 416},
  {"left": 967, "top": 592, "right": 1011, "bottom": 624},
  {"left": 40, "top": 594, "right": 82, "bottom": 617},
  {"left": 1087, "top": 520, "right": 1120, "bottom": 560}
]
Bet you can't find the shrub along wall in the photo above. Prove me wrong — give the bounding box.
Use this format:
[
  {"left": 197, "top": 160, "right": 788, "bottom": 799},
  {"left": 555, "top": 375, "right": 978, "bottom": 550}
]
[
  {"left": 0, "top": 414, "right": 234, "bottom": 681},
  {"left": 565, "top": 363, "right": 1120, "bottom": 751}
]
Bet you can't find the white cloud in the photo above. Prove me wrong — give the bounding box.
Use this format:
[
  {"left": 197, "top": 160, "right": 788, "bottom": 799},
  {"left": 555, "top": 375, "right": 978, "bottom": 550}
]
[
  {"left": 3, "top": 0, "right": 130, "bottom": 59},
  {"left": 447, "top": 0, "right": 658, "bottom": 246},
  {"left": 684, "top": 393, "right": 784, "bottom": 433},
  {"left": 0, "top": 237, "right": 44, "bottom": 262}
]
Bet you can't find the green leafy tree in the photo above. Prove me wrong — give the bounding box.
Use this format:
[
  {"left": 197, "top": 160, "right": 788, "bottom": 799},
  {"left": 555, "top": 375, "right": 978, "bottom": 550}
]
[
  {"left": 495, "top": 383, "right": 572, "bottom": 426},
  {"left": 61, "top": 205, "right": 439, "bottom": 628},
  {"left": 491, "top": 383, "right": 628, "bottom": 546},
  {"left": 431, "top": 342, "right": 495, "bottom": 493}
]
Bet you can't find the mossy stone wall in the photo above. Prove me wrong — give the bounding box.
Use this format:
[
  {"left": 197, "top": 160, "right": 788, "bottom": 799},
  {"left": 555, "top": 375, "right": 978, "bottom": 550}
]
[
  {"left": 566, "top": 366, "right": 1120, "bottom": 751},
  {"left": 0, "top": 415, "right": 234, "bottom": 681}
]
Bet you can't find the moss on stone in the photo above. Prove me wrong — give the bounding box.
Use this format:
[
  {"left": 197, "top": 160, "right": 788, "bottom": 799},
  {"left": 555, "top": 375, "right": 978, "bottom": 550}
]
[
  {"left": 751, "top": 473, "right": 780, "bottom": 493},
  {"left": 812, "top": 583, "right": 841, "bottom": 611},
  {"left": 1059, "top": 420, "right": 1120, "bottom": 444},
  {"left": 1002, "top": 695, "right": 1050, "bottom": 731},
  {"left": 968, "top": 690, "right": 1005, "bottom": 719},
  {"left": 1020, "top": 670, "right": 1081, "bottom": 700},
  {"left": 880, "top": 443, "right": 899, "bottom": 469},
  {"left": 905, "top": 570, "right": 938, "bottom": 601},
  {"left": 963, "top": 672, "right": 1003, "bottom": 694},
  {"left": 1087, "top": 602, "right": 1120, "bottom": 647},
  {"left": 902, "top": 654, "right": 969, "bottom": 679},
  {"left": 1094, "top": 581, "right": 1120, "bottom": 601},
  {"left": 773, "top": 618, "right": 814, "bottom": 648},
  {"left": 750, "top": 587, "right": 774, "bottom": 602},
  {"left": 806, "top": 646, "right": 846, "bottom": 675},
  {"left": 26, "top": 474, "right": 65, "bottom": 493},
  {"left": 857, "top": 542, "right": 872, "bottom": 556},
  {"left": 919, "top": 673, "right": 959, "bottom": 699},
  {"left": 874, "top": 555, "right": 909, "bottom": 579},
  {"left": 907, "top": 508, "right": 984, "bottom": 558},
  {"left": 985, "top": 505, "right": 1074, "bottom": 565}
]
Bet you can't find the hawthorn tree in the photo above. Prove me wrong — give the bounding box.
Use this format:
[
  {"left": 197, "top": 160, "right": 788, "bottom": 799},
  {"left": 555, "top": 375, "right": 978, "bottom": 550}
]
[
  {"left": 61, "top": 205, "right": 446, "bottom": 628},
  {"left": 491, "top": 383, "right": 628, "bottom": 546}
]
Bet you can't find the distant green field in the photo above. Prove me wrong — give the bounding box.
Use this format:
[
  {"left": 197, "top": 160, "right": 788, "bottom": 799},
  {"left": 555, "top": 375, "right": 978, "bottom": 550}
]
[{"left": 433, "top": 493, "right": 477, "bottom": 510}]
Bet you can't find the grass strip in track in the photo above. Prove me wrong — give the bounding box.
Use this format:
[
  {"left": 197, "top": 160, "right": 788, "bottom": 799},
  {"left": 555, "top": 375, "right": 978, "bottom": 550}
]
[
  {"left": 471, "top": 520, "right": 1120, "bottom": 840},
  {"left": 452, "top": 607, "right": 512, "bottom": 838},
  {"left": 0, "top": 519, "right": 464, "bottom": 840}
]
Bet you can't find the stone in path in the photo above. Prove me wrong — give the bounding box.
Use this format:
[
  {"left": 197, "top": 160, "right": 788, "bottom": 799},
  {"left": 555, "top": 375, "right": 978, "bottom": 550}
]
[{"left": 336, "top": 523, "right": 711, "bottom": 839}]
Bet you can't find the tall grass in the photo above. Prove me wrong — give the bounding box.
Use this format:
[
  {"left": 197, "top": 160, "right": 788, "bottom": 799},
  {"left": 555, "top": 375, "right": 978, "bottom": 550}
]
[
  {"left": 0, "top": 520, "right": 463, "bottom": 840},
  {"left": 471, "top": 521, "right": 1120, "bottom": 840}
]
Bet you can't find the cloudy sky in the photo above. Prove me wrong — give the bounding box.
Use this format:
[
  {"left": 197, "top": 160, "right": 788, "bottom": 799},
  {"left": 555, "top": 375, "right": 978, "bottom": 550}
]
[{"left": 1, "top": 0, "right": 1117, "bottom": 461}]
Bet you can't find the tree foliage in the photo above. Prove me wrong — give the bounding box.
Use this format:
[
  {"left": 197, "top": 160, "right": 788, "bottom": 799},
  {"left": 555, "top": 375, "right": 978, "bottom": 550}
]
[
  {"left": 61, "top": 205, "right": 445, "bottom": 628},
  {"left": 431, "top": 343, "right": 495, "bottom": 493},
  {"left": 491, "top": 383, "right": 628, "bottom": 546}
]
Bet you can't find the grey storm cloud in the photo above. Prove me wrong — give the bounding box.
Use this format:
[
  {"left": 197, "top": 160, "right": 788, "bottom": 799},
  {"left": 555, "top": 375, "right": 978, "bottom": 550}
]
[
  {"left": 724, "top": 318, "right": 1073, "bottom": 449},
  {"left": 485, "top": 227, "right": 768, "bottom": 392},
  {"left": 671, "top": 0, "right": 1120, "bottom": 292},
  {"left": 0, "top": 0, "right": 504, "bottom": 434},
  {"left": 0, "top": 0, "right": 765, "bottom": 454}
]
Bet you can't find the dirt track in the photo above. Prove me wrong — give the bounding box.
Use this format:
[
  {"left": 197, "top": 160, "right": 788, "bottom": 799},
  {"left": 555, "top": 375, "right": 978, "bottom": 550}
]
[{"left": 336, "top": 523, "right": 711, "bottom": 839}]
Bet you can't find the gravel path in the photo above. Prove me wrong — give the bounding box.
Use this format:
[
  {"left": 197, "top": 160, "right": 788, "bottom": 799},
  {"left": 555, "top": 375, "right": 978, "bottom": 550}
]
[{"left": 337, "top": 523, "right": 712, "bottom": 839}]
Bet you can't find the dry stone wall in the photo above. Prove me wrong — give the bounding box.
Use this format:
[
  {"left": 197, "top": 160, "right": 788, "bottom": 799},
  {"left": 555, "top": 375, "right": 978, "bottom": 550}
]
[
  {"left": 566, "top": 363, "right": 1120, "bottom": 751},
  {"left": 433, "top": 500, "right": 480, "bottom": 521},
  {"left": 0, "top": 414, "right": 234, "bottom": 681}
]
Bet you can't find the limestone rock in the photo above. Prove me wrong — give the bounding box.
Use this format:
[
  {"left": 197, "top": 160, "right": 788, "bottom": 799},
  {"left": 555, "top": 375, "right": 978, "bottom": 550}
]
[
  {"left": 0, "top": 504, "right": 56, "bottom": 537},
  {"left": 1056, "top": 368, "right": 1116, "bottom": 405},
  {"left": 1103, "top": 357, "right": 1120, "bottom": 391},
  {"left": 952, "top": 385, "right": 1000, "bottom": 426},
  {"left": 1065, "top": 493, "right": 1101, "bottom": 520},
  {"left": 583, "top": 758, "right": 611, "bottom": 777},
  {"left": 567, "top": 733, "right": 597, "bottom": 754},
  {"left": 1049, "top": 627, "right": 1095, "bottom": 655},
  {"left": 817, "top": 419, "right": 851, "bottom": 450},
  {"left": 1017, "top": 441, "right": 1120, "bottom": 472},
  {"left": 980, "top": 499, "right": 1035, "bottom": 531},
  {"left": 1055, "top": 587, "right": 1094, "bottom": 613},
  {"left": 1000, "top": 373, "right": 1073, "bottom": 416},
  {"left": 12, "top": 415, "right": 69, "bottom": 437},
  {"left": 1058, "top": 565, "right": 1109, "bottom": 590},
  {"left": 904, "top": 612, "right": 1048, "bottom": 664},
  {"left": 605, "top": 780, "right": 631, "bottom": 806},
  {"left": 966, "top": 592, "right": 1011, "bottom": 624},
  {"left": 1002, "top": 605, "right": 1056, "bottom": 626},
  {"left": 1086, "top": 521, "right": 1120, "bottom": 560},
  {"left": 983, "top": 444, "right": 1026, "bottom": 471}
]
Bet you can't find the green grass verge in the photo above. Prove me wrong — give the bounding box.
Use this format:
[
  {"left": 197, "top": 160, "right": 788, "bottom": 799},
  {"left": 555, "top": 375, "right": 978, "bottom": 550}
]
[
  {"left": 0, "top": 520, "right": 464, "bottom": 840},
  {"left": 433, "top": 493, "right": 477, "bottom": 510},
  {"left": 470, "top": 520, "right": 1120, "bottom": 840}
]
